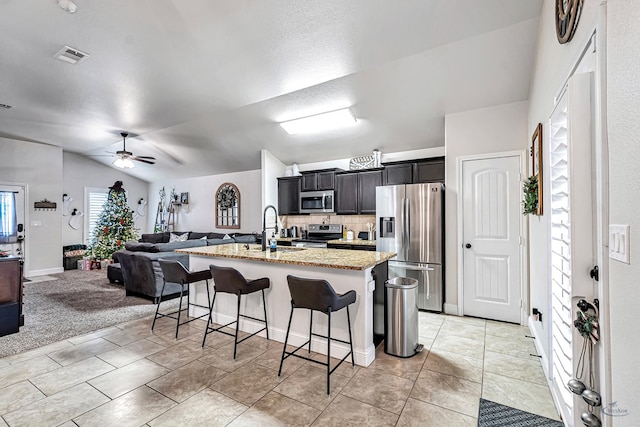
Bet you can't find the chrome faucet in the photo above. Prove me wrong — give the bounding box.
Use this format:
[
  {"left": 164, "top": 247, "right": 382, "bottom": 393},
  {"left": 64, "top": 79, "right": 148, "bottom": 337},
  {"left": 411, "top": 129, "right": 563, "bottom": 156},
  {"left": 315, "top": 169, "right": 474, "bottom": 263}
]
[{"left": 261, "top": 205, "right": 279, "bottom": 251}]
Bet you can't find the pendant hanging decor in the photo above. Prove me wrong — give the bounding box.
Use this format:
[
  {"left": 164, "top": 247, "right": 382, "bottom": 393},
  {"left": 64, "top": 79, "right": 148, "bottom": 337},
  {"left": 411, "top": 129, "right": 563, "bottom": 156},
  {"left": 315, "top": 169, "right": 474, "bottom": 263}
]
[{"left": 567, "top": 298, "right": 602, "bottom": 427}]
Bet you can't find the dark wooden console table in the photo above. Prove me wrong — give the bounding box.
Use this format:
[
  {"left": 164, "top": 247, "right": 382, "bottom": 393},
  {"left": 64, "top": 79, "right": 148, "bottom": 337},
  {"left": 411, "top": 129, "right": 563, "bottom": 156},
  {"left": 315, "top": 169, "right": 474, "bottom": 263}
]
[{"left": 0, "top": 256, "right": 23, "bottom": 336}]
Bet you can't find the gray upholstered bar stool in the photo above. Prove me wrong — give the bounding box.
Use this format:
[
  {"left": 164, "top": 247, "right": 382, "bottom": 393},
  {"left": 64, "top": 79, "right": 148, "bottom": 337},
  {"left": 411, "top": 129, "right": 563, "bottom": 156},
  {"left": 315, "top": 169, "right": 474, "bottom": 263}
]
[
  {"left": 278, "top": 275, "right": 356, "bottom": 395},
  {"left": 154, "top": 259, "right": 212, "bottom": 339},
  {"left": 203, "top": 265, "right": 270, "bottom": 359}
]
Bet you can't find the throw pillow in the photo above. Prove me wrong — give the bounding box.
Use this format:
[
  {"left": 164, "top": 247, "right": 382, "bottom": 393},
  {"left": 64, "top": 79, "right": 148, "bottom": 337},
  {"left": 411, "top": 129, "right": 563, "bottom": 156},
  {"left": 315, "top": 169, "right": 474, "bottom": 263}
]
[
  {"left": 223, "top": 234, "right": 232, "bottom": 240},
  {"left": 169, "top": 232, "right": 189, "bottom": 242}
]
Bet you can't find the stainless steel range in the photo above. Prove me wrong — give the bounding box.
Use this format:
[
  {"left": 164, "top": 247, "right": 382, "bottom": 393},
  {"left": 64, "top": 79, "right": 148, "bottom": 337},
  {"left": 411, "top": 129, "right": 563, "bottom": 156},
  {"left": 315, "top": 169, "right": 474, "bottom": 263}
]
[{"left": 291, "top": 224, "right": 343, "bottom": 248}]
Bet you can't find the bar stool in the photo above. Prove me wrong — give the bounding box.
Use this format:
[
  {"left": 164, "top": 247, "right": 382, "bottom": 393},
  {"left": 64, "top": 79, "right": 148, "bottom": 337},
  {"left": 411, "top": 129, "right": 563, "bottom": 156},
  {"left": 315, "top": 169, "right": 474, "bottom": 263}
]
[
  {"left": 278, "top": 275, "right": 356, "bottom": 395},
  {"left": 203, "top": 265, "right": 270, "bottom": 359},
  {"left": 154, "top": 259, "right": 212, "bottom": 339}
]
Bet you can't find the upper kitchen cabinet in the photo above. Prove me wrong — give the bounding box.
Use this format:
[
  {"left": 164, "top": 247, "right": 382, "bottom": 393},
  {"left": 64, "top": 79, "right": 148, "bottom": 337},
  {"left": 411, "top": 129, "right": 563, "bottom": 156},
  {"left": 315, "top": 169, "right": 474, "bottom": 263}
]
[
  {"left": 335, "top": 172, "right": 358, "bottom": 214},
  {"left": 300, "top": 169, "right": 340, "bottom": 191},
  {"left": 383, "top": 163, "right": 413, "bottom": 185},
  {"left": 382, "top": 157, "right": 445, "bottom": 185},
  {"left": 336, "top": 169, "right": 382, "bottom": 215},
  {"left": 358, "top": 170, "right": 382, "bottom": 214},
  {"left": 414, "top": 158, "right": 445, "bottom": 183},
  {"left": 277, "top": 177, "right": 301, "bottom": 215}
]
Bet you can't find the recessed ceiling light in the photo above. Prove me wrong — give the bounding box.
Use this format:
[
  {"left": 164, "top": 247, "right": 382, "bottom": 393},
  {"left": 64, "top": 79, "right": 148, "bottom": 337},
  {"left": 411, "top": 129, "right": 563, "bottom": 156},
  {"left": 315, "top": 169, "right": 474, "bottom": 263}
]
[
  {"left": 279, "top": 108, "right": 357, "bottom": 135},
  {"left": 54, "top": 45, "right": 90, "bottom": 64}
]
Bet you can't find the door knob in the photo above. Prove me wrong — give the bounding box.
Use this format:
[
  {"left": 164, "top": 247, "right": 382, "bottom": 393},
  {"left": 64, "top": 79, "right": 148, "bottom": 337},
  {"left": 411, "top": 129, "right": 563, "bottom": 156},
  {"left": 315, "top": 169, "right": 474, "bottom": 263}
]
[{"left": 465, "top": 243, "right": 472, "bottom": 249}]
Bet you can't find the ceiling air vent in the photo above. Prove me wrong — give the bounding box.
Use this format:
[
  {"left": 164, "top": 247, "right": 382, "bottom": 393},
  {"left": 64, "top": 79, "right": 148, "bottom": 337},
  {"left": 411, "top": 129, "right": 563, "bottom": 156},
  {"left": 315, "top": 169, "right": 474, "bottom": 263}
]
[
  {"left": 54, "top": 45, "right": 90, "bottom": 64},
  {"left": 0, "top": 103, "right": 12, "bottom": 109}
]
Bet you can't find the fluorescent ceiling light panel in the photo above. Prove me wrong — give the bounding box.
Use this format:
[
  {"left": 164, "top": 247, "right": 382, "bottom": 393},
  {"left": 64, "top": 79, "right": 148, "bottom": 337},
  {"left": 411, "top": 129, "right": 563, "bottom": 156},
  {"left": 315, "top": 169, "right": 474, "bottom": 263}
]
[
  {"left": 280, "top": 108, "right": 356, "bottom": 135},
  {"left": 113, "top": 157, "right": 134, "bottom": 169}
]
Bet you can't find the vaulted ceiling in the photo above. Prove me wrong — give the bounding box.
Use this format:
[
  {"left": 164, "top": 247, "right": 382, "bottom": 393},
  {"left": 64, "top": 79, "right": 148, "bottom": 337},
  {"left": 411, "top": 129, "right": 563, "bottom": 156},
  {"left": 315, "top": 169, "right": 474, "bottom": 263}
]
[{"left": 0, "top": 0, "right": 542, "bottom": 182}]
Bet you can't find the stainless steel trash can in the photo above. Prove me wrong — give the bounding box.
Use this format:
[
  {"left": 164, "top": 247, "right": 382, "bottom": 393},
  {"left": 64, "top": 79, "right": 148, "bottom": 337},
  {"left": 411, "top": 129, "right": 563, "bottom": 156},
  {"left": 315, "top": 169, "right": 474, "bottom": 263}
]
[{"left": 384, "top": 277, "right": 422, "bottom": 357}]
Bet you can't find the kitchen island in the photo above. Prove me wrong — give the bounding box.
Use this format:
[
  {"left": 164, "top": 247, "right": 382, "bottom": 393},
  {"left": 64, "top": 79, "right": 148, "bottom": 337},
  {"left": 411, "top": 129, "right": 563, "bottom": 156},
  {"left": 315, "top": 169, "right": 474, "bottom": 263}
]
[{"left": 176, "top": 244, "right": 395, "bottom": 366}]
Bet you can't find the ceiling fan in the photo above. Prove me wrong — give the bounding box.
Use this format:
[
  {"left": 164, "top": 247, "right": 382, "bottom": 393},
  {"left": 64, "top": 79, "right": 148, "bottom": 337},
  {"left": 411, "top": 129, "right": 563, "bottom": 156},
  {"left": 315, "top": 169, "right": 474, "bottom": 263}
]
[{"left": 112, "top": 132, "right": 156, "bottom": 168}]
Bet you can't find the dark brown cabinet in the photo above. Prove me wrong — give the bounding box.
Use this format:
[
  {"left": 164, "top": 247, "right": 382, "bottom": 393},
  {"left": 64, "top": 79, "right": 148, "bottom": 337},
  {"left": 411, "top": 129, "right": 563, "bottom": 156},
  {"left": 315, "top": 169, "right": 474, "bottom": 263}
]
[
  {"left": 317, "top": 172, "right": 335, "bottom": 190},
  {"left": 301, "top": 174, "right": 317, "bottom": 192},
  {"left": 0, "top": 256, "right": 23, "bottom": 336},
  {"left": 383, "top": 163, "right": 413, "bottom": 185},
  {"left": 358, "top": 170, "right": 382, "bottom": 214},
  {"left": 277, "top": 177, "right": 301, "bottom": 215},
  {"left": 300, "top": 170, "right": 338, "bottom": 191},
  {"left": 414, "top": 158, "right": 445, "bottom": 183},
  {"left": 382, "top": 157, "right": 445, "bottom": 185},
  {"left": 336, "top": 169, "right": 382, "bottom": 215},
  {"left": 335, "top": 173, "right": 358, "bottom": 214}
]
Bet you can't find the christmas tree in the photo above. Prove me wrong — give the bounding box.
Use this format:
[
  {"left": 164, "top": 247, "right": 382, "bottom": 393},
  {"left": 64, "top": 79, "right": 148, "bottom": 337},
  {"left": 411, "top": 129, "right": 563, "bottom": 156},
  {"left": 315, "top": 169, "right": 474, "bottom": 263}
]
[{"left": 88, "top": 181, "right": 139, "bottom": 260}]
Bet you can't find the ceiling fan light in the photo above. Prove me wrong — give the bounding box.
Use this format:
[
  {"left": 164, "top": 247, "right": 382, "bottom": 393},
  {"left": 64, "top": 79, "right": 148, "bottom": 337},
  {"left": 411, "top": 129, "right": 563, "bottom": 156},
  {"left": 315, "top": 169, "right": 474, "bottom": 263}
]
[
  {"left": 279, "top": 108, "right": 357, "bottom": 135},
  {"left": 113, "top": 157, "right": 134, "bottom": 169}
]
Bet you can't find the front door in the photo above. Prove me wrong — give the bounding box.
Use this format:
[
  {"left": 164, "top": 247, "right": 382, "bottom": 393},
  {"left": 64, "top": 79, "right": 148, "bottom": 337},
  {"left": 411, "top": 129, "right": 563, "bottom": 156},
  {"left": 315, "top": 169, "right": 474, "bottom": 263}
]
[
  {"left": 461, "top": 155, "right": 523, "bottom": 323},
  {"left": 0, "top": 184, "right": 26, "bottom": 260}
]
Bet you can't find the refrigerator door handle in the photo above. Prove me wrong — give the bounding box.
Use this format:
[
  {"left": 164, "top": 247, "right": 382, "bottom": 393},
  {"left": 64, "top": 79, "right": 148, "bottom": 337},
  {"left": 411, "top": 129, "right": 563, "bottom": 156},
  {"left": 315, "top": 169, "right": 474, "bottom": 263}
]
[
  {"left": 388, "top": 261, "right": 435, "bottom": 271},
  {"left": 403, "top": 197, "right": 410, "bottom": 259},
  {"left": 425, "top": 269, "right": 430, "bottom": 300}
]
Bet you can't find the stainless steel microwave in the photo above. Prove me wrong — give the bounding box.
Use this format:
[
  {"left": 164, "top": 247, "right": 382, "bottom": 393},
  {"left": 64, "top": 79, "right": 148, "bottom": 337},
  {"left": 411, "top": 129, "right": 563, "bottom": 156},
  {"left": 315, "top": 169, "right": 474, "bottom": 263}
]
[{"left": 299, "top": 190, "right": 335, "bottom": 214}]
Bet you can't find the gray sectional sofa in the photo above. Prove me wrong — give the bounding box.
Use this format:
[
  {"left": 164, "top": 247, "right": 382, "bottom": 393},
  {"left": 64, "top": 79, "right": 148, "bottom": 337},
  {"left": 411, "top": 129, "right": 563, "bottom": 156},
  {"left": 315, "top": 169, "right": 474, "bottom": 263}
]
[{"left": 111, "top": 231, "right": 257, "bottom": 303}]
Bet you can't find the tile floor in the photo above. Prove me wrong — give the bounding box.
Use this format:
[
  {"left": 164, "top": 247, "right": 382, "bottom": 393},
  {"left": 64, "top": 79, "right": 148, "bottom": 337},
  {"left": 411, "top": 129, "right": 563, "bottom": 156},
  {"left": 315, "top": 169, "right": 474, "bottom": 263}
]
[{"left": 0, "top": 312, "right": 560, "bottom": 426}]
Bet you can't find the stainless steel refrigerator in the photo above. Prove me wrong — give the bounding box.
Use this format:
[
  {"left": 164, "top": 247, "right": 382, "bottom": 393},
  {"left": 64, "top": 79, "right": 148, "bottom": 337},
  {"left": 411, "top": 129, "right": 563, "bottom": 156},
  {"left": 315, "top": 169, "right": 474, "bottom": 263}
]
[{"left": 376, "top": 183, "right": 444, "bottom": 312}]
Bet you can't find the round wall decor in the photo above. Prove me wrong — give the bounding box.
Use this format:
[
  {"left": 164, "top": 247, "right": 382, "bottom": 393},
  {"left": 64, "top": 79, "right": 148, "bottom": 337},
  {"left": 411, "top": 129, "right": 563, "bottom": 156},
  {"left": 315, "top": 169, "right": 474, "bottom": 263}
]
[{"left": 555, "top": 0, "right": 583, "bottom": 44}]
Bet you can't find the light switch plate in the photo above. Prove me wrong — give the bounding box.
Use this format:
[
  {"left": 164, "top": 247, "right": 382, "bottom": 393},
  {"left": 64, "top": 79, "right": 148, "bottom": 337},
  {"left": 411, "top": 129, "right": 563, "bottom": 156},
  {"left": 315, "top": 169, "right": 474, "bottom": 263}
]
[{"left": 609, "top": 224, "right": 630, "bottom": 264}]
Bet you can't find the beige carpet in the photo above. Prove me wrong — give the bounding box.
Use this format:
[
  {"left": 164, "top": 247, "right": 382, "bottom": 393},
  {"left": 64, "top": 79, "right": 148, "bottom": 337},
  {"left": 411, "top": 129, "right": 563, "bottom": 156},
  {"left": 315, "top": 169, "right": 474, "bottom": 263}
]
[{"left": 0, "top": 269, "right": 178, "bottom": 357}]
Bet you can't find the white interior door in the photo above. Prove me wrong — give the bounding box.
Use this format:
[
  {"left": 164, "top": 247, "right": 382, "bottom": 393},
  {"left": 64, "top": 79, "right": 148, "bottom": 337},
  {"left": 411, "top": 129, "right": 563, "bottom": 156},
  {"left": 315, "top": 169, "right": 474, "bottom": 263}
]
[{"left": 461, "top": 155, "right": 522, "bottom": 323}]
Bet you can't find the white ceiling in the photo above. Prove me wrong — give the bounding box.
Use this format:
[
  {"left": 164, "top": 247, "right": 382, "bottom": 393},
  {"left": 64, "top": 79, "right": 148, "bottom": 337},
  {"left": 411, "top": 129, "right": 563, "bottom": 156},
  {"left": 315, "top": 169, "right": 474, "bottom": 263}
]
[{"left": 0, "top": 0, "right": 542, "bottom": 182}]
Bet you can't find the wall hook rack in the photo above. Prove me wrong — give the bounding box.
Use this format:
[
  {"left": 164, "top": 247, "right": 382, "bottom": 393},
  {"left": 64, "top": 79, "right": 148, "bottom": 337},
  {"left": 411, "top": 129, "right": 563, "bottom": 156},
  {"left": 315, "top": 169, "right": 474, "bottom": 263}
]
[{"left": 34, "top": 199, "right": 57, "bottom": 211}]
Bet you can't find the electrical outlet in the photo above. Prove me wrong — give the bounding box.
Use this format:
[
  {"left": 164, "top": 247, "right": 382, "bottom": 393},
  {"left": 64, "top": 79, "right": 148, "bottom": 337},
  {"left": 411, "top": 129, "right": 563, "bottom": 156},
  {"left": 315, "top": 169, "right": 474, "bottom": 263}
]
[{"left": 609, "top": 224, "right": 630, "bottom": 264}]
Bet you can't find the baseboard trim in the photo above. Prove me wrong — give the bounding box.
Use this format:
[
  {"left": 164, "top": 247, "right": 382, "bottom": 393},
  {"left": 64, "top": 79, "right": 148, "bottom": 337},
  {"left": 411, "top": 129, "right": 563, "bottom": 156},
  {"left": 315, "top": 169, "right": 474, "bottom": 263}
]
[
  {"left": 26, "top": 267, "right": 64, "bottom": 277},
  {"left": 443, "top": 303, "right": 458, "bottom": 315}
]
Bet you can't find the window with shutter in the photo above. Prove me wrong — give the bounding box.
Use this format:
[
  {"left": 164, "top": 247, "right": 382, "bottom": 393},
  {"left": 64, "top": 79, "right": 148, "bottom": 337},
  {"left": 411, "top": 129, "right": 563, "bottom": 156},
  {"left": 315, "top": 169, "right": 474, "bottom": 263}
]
[{"left": 84, "top": 188, "right": 109, "bottom": 245}]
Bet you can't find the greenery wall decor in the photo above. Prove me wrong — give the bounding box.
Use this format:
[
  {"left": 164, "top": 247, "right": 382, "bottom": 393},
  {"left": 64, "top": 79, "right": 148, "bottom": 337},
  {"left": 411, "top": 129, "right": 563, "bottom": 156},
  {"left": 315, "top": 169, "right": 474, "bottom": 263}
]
[{"left": 522, "top": 175, "right": 539, "bottom": 215}]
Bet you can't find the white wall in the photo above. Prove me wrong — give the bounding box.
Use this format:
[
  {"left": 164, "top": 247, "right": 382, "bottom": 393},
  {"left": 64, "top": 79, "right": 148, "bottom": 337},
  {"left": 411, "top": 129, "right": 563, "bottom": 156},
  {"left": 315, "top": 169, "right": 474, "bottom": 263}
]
[
  {"left": 526, "top": 0, "right": 602, "bottom": 383},
  {"left": 607, "top": 0, "right": 640, "bottom": 422},
  {"left": 148, "top": 170, "right": 262, "bottom": 235},
  {"left": 444, "top": 101, "right": 529, "bottom": 312},
  {"left": 62, "top": 152, "right": 149, "bottom": 245},
  {"left": 261, "top": 149, "right": 286, "bottom": 213},
  {"left": 0, "top": 137, "right": 63, "bottom": 275}
]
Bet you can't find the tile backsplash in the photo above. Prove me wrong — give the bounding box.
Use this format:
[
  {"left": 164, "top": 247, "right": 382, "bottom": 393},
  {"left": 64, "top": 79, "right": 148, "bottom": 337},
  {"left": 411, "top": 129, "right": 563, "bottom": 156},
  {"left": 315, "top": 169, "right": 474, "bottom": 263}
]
[{"left": 281, "top": 215, "right": 376, "bottom": 237}]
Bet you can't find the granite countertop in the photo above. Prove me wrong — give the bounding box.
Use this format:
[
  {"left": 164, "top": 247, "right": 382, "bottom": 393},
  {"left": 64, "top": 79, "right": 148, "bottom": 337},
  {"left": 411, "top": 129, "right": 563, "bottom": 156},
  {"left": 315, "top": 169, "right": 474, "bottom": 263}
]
[
  {"left": 177, "top": 244, "right": 395, "bottom": 271},
  {"left": 326, "top": 238, "right": 376, "bottom": 247}
]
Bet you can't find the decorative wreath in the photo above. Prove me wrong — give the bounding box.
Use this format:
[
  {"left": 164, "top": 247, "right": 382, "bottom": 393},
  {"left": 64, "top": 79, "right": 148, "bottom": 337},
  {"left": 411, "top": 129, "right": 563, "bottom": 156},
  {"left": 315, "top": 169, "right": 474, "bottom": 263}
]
[{"left": 217, "top": 185, "right": 237, "bottom": 209}]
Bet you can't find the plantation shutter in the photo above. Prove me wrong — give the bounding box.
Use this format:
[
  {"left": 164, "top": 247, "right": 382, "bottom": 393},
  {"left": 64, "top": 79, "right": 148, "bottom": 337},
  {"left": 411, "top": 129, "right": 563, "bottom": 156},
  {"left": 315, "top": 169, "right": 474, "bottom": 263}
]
[
  {"left": 549, "top": 94, "right": 573, "bottom": 418},
  {"left": 549, "top": 71, "right": 595, "bottom": 424},
  {"left": 85, "top": 188, "right": 108, "bottom": 244}
]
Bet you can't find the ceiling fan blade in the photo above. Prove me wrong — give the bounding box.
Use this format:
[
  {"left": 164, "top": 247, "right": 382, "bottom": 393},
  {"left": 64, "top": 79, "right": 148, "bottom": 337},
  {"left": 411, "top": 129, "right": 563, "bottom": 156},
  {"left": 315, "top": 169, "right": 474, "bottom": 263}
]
[
  {"left": 133, "top": 157, "right": 155, "bottom": 165},
  {"left": 134, "top": 155, "right": 156, "bottom": 160}
]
